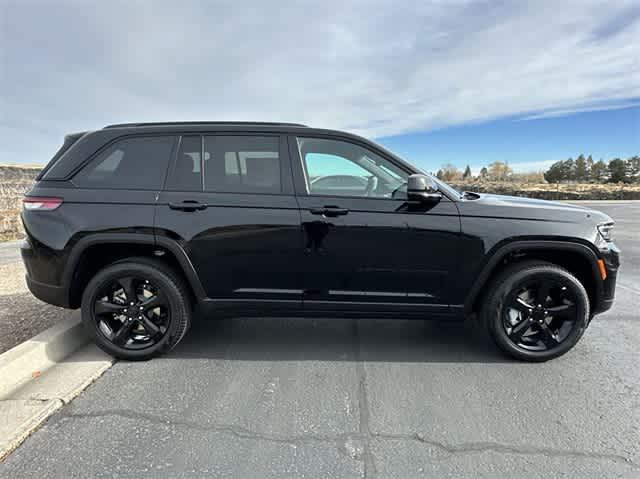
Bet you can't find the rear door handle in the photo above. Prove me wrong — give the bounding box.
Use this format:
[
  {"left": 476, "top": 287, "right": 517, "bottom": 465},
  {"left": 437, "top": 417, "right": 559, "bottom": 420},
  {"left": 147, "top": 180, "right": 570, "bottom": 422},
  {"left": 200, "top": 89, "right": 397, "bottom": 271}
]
[
  {"left": 169, "top": 200, "right": 208, "bottom": 212},
  {"left": 309, "top": 206, "right": 349, "bottom": 217}
]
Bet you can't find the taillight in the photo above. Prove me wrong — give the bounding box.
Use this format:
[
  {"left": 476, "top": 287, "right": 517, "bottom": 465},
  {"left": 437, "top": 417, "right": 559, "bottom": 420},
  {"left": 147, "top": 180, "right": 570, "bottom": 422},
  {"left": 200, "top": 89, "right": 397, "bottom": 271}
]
[{"left": 22, "top": 196, "right": 63, "bottom": 211}]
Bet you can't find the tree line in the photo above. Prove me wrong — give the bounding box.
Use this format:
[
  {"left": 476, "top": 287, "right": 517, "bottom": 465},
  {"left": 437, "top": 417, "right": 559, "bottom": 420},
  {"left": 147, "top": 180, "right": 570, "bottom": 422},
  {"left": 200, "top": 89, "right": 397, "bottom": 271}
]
[
  {"left": 543, "top": 155, "right": 640, "bottom": 184},
  {"left": 435, "top": 155, "right": 640, "bottom": 184}
]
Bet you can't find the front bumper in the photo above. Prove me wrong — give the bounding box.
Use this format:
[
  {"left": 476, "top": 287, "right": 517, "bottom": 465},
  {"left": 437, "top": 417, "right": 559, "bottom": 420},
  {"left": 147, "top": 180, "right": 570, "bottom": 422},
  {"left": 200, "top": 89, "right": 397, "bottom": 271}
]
[{"left": 593, "top": 242, "right": 620, "bottom": 315}]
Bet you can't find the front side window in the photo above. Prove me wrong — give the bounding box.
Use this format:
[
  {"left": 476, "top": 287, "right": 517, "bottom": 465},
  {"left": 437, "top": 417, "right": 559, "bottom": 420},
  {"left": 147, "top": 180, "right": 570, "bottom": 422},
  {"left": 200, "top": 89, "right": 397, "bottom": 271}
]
[
  {"left": 297, "top": 137, "right": 408, "bottom": 199},
  {"left": 73, "top": 136, "right": 175, "bottom": 190},
  {"left": 204, "top": 136, "right": 281, "bottom": 193}
]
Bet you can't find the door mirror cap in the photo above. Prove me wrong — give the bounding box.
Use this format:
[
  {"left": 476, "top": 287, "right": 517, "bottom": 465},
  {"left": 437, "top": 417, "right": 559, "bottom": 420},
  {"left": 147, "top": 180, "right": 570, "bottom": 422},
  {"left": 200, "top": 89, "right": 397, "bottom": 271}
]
[{"left": 407, "top": 174, "right": 442, "bottom": 203}]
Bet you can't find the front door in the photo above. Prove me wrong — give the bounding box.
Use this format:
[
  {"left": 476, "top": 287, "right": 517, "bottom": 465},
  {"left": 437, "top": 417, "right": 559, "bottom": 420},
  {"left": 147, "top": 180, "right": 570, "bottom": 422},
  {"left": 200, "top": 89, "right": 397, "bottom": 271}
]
[
  {"left": 290, "top": 135, "right": 461, "bottom": 314},
  {"left": 155, "top": 133, "right": 303, "bottom": 312}
]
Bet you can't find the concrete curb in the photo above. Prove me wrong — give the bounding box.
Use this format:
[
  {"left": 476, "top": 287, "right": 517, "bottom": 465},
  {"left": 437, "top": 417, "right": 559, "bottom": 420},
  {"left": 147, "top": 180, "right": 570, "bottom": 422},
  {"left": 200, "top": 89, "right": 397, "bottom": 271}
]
[
  {"left": 0, "top": 316, "right": 88, "bottom": 398},
  {"left": 0, "top": 316, "right": 113, "bottom": 461}
]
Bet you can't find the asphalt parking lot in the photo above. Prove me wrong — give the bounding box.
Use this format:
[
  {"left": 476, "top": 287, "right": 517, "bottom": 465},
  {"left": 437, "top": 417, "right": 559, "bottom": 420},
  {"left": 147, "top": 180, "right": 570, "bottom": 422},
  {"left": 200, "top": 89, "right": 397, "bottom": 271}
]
[{"left": 1, "top": 202, "right": 639, "bottom": 478}]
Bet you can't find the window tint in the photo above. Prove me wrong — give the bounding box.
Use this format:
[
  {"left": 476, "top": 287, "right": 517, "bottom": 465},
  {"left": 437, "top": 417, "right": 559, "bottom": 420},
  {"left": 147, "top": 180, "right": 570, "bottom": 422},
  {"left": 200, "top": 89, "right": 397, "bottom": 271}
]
[
  {"left": 167, "top": 136, "right": 203, "bottom": 191},
  {"left": 203, "top": 136, "right": 281, "bottom": 193},
  {"left": 296, "top": 137, "right": 408, "bottom": 199},
  {"left": 74, "top": 136, "right": 174, "bottom": 190}
]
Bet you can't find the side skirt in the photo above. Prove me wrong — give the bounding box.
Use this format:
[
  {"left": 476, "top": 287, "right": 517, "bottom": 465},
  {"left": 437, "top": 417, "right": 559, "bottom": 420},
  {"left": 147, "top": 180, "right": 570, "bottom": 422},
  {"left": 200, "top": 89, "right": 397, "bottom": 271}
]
[{"left": 196, "top": 299, "right": 466, "bottom": 321}]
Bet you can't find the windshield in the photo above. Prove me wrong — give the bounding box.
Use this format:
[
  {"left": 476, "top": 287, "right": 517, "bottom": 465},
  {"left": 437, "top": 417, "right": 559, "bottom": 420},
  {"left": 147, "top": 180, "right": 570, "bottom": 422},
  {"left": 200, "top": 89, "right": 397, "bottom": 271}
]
[{"left": 432, "top": 176, "right": 462, "bottom": 199}]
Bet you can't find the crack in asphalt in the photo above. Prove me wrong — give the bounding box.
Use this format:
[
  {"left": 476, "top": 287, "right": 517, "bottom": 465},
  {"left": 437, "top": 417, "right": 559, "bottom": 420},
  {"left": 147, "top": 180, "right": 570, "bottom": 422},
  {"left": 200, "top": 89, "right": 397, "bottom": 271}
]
[
  {"left": 57, "top": 408, "right": 638, "bottom": 470},
  {"left": 59, "top": 408, "right": 342, "bottom": 446},
  {"left": 371, "top": 432, "right": 639, "bottom": 469}
]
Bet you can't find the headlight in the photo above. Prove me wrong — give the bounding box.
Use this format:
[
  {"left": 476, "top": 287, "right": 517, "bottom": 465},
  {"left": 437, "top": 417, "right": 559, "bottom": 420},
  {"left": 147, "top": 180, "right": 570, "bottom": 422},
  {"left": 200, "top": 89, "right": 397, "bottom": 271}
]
[{"left": 597, "top": 223, "right": 614, "bottom": 242}]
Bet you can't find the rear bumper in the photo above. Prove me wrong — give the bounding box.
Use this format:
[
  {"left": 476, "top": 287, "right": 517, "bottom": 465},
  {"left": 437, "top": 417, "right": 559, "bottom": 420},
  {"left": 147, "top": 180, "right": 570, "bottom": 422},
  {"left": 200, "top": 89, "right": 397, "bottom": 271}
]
[
  {"left": 25, "top": 275, "right": 70, "bottom": 308},
  {"left": 21, "top": 239, "right": 70, "bottom": 308}
]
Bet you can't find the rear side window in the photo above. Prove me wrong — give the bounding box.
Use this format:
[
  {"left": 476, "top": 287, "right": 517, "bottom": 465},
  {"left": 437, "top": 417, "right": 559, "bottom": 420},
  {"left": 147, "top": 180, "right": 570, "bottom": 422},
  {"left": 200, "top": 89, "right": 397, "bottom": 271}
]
[
  {"left": 166, "top": 136, "right": 203, "bottom": 191},
  {"left": 203, "top": 136, "right": 281, "bottom": 193},
  {"left": 73, "top": 136, "right": 175, "bottom": 190}
]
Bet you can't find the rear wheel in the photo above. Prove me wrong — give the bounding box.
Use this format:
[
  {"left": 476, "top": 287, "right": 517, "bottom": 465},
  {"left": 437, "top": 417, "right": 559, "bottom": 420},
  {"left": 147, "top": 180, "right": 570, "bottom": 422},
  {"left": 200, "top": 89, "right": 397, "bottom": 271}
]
[
  {"left": 482, "top": 261, "right": 590, "bottom": 361},
  {"left": 81, "top": 259, "right": 191, "bottom": 360}
]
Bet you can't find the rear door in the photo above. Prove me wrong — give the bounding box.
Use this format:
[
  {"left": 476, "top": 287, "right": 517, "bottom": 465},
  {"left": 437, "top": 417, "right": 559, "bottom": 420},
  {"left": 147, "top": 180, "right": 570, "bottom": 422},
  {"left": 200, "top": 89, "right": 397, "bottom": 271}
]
[
  {"left": 155, "top": 133, "right": 303, "bottom": 313},
  {"left": 290, "top": 135, "right": 461, "bottom": 314},
  {"left": 65, "top": 134, "right": 176, "bottom": 240}
]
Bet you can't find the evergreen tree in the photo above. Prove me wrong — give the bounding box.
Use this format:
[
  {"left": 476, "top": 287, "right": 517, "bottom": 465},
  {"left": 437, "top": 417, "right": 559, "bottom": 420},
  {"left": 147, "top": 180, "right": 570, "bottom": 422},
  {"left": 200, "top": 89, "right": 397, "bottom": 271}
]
[
  {"left": 479, "top": 167, "right": 488, "bottom": 180},
  {"left": 462, "top": 165, "right": 472, "bottom": 179},
  {"left": 590, "top": 160, "right": 607, "bottom": 183},
  {"left": 544, "top": 161, "right": 564, "bottom": 183},
  {"left": 574, "top": 155, "right": 587, "bottom": 182},
  {"left": 564, "top": 158, "right": 576, "bottom": 182},
  {"left": 436, "top": 169, "right": 444, "bottom": 180},
  {"left": 608, "top": 158, "right": 628, "bottom": 183}
]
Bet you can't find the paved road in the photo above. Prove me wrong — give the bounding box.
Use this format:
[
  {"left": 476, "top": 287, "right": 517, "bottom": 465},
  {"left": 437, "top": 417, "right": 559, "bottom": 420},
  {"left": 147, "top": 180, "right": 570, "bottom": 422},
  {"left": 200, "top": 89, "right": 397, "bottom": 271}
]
[
  {"left": 0, "top": 241, "right": 21, "bottom": 266},
  {"left": 2, "top": 203, "right": 639, "bottom": 478}
]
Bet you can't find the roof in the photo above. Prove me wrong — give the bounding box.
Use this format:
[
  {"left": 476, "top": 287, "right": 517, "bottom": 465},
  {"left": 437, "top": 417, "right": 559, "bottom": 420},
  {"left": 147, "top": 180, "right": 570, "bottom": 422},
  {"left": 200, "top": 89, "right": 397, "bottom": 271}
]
[{"left": 104, "top": 121, "right": 308, "bottom": 129}]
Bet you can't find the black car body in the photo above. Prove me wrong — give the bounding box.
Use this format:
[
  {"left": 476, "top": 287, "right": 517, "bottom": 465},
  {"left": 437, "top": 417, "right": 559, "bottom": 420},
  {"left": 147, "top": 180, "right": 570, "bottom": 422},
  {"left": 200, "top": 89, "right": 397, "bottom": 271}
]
[{"left": 20, "top": 122, "right": 620, "bottom": 361}]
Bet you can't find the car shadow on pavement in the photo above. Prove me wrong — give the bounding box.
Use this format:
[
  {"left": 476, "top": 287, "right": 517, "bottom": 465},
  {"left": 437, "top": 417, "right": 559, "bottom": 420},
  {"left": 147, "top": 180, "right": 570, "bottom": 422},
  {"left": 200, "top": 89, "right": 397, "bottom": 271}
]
[{"left": 169, "top": 316, "right": 510, "bottom": 363}]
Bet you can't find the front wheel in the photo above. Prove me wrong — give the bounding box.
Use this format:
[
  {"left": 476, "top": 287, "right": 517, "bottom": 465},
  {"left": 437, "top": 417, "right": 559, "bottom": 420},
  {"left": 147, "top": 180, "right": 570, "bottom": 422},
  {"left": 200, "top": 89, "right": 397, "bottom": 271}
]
[
  {"left": 81, "top": 259, "right": 191, "bottom": 360},
  {"left": 482, "top": 261, "right": 590, "bottom": 362}
]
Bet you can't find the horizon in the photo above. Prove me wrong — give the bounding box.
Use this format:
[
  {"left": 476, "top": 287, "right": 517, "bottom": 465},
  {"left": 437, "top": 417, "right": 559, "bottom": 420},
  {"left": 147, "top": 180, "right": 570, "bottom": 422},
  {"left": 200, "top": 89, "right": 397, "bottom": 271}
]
[{"left": 1, "top": 1, "right": 638, "bottom": 172}]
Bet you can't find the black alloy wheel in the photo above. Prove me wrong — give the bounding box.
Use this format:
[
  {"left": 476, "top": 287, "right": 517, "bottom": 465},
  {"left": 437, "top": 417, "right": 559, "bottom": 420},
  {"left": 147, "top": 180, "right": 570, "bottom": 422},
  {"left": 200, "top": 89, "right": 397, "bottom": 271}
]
[
  {"left": 502, "top": 279, "right": 578, "bottom": 351},
  {"left": 482, "top": 261, "right": 590, "bottom": 361},
  {"left": 93, "top": 276, "right": 169, "bottom": 350},
  {"left": 81, "top": 258, "right": 191, "bottom": 360}
]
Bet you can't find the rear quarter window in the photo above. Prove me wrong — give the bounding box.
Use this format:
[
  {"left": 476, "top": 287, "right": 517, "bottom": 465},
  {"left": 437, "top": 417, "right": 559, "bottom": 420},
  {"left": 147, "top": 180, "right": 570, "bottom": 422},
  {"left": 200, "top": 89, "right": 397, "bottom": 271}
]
[{"left": 72, "top": 136, "right": 175, "bottom": 190}]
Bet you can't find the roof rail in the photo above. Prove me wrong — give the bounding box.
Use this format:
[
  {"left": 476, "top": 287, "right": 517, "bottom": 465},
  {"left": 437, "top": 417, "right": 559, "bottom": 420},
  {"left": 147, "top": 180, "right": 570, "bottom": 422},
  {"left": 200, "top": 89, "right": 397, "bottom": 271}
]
[{"left": 104, "top": 121, "right": 308, "bottom": 129}]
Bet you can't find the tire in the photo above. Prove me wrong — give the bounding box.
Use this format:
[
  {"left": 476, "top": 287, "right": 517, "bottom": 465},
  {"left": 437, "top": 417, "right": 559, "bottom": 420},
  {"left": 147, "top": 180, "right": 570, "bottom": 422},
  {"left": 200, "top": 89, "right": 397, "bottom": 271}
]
[
  {"left": 481, "top": 260, "right": 590, "bottom": 362},
  {"left": 81, "top": 257, "right": 192, "bottom": 360}
]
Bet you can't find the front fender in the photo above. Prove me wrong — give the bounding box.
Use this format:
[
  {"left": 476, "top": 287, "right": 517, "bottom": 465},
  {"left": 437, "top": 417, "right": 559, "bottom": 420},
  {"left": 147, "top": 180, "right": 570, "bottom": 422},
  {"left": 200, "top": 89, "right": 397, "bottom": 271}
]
[{"left": 464, "top": 239, "right": 604, "bottom": 315}]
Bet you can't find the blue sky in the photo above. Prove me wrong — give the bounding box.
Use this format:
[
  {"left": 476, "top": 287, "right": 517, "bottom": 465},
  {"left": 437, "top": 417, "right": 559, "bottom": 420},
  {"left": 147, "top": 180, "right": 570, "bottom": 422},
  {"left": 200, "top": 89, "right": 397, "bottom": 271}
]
[
  {"left": 377, "top": 104, "right": 640, "bottom": 174},
  {"left": 0, "top": 1, "right": 638, "bottom": 171}
]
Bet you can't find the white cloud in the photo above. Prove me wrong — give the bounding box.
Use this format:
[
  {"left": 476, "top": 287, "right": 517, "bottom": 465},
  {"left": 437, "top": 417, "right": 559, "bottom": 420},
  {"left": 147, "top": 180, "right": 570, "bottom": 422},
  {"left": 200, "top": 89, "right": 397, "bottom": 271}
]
[
  {"left": 508, "top": 160, "right": 558, "bottom": 173},
  {"left": 519, "top": 101, "right": 640, "bottom": 121},
  {"left": 1, "top": 0, "right": 639, "bottom": 162}
]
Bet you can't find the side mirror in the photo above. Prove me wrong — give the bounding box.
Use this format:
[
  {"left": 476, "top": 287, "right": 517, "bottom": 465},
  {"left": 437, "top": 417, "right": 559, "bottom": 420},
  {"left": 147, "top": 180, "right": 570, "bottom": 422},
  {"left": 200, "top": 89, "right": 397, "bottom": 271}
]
[{"left": 407, "top": 174, "right": 442, "bottom": 203}]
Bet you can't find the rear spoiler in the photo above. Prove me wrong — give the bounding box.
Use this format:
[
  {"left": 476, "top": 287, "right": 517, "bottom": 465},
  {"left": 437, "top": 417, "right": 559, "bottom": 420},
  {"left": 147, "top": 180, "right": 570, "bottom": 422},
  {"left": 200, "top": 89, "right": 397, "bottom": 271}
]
[{"left": 36, "top": 132, "right": 87, "bottom": 180}]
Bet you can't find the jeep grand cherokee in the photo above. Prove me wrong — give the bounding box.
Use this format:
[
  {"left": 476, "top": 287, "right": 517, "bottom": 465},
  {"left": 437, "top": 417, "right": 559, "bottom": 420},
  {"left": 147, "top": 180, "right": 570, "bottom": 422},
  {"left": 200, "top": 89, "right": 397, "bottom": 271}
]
[{"left": 21, "top": 122, "right": 620, "bottom": 361}]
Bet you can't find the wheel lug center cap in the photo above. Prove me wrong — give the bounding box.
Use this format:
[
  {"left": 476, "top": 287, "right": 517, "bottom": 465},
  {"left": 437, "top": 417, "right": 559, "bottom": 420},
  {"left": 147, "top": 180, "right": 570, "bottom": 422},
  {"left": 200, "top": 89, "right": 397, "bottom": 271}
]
[{"left": 125, "top": 305, "right": 140, "bottom": 319}]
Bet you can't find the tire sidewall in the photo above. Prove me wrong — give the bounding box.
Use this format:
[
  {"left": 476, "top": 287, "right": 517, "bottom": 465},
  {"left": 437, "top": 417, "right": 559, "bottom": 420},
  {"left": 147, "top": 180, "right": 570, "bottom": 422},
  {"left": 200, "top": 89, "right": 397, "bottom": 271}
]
[
  {"left": 81, "top": 262, "right": 187, "bottom": 360},
  {"left": 486, "top": 266, "right": 590, "bottom": 361}
]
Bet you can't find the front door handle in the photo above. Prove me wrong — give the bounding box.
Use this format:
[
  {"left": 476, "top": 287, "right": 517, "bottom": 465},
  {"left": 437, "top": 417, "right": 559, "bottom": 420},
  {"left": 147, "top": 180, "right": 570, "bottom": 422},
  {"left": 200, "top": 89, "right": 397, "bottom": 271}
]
[
  {"left": 169, "top": 200, "right": 208, "bottom": 212},
  {"left": 309, "top": 206, "right": 349, "bottom": 217}
]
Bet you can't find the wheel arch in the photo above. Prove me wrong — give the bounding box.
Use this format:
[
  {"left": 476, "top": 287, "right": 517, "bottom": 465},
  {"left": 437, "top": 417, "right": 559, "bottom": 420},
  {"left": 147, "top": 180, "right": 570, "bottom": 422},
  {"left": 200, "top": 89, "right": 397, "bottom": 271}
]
[
  {"left": 465, "top": 240, "right": 604, "bottom": 316},
  {"left": 64, "top": 233, "right": 206, "bottom": 308}
]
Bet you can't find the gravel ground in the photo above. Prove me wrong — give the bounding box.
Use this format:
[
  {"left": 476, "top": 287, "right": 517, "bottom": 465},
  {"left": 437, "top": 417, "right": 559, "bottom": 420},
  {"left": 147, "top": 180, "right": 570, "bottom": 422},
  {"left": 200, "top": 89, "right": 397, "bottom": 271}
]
[{"left": 0, "top": 261, "right": 74, "bottom": 354}]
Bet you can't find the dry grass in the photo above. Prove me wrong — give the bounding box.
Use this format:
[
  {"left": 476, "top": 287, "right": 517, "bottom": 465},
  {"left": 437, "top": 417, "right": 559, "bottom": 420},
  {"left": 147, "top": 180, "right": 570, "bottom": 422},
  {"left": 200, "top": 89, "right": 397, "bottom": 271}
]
[{"left": 0, "top": 166, "right": 40, "bottom": 241}]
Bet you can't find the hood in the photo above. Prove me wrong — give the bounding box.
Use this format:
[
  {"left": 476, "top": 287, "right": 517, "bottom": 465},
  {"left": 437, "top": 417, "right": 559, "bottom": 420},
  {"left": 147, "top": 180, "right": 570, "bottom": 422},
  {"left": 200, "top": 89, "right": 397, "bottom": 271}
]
[{"left": 460, "top": 192, "right": 613, "bottom": 224}]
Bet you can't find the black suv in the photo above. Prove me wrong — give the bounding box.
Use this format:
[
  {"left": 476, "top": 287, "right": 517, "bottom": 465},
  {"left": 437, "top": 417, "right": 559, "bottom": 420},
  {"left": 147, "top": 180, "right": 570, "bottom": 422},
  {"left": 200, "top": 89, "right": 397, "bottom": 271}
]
[{"left": 21, "top": 122, "right": 620, "bottom": 361}]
